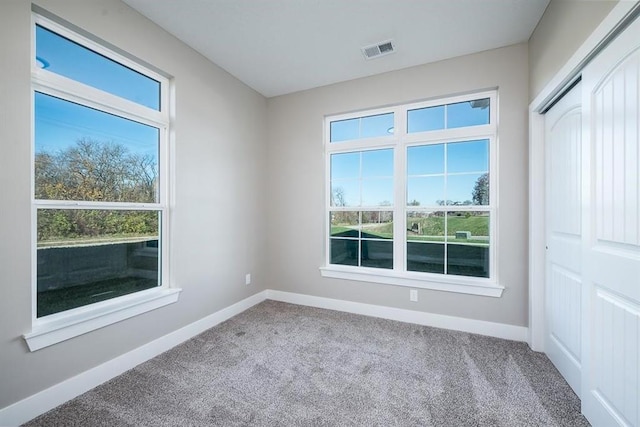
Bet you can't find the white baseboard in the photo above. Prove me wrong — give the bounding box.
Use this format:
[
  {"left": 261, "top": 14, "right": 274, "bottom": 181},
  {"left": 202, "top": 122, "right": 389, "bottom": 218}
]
[
  {"left": 266, "top": 290, "right": 528, "bottom": 342},
  {"left": 1, "top": 288, "right": 528, "bottom": 426},
  {"left": 0, "top": 290, "right": 268, "bottom": 427}
]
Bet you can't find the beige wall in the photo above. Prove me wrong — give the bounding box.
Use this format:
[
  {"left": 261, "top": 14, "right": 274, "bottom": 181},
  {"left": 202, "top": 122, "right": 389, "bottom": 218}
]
[
  {"left": 2, "top": 0, "right": 618, "bottom": 414},
  {"left": 266, "top": 44, "right": 530, "bottom": 327},
  {"left": 529, "top": 0, "right": 617, "bottom": 101},
  {"left": 0, "top": 0, "right": 268, "bottom": 409}
]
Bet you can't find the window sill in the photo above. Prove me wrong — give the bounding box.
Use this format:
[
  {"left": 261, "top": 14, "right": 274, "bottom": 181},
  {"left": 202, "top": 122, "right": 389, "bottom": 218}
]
[
  {"left": 319, "top": 266, "right": 504, "bottom": 297},
  {"left": 24, "top": 287, "right": 181, "bottom": 352}
]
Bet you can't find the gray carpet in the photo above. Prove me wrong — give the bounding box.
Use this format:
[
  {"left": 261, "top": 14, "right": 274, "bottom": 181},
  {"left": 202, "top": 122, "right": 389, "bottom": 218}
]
[{"left": 24, "top": 300, "right": 589, "bottom": 426}]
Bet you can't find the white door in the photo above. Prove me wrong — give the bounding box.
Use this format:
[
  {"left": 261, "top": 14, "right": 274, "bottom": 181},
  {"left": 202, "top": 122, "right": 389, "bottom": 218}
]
[
  {"left": 581, "top": 15, "right": 640, "bottom": 427},
  {"left": 545, "top": 83, "right": 583, "bottom": 397}
]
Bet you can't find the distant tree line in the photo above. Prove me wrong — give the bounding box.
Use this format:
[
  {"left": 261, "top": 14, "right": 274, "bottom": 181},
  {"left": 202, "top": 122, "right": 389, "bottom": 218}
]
[
  {"left": 36, "top": 138, "right": 159, "bottom": 242},
  {"left": 331, "top": 172, "right": 489, "bottom": 222}
]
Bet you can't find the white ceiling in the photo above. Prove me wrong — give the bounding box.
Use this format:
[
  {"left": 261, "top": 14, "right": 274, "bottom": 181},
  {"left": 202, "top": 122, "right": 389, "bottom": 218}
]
[{"left": 123, "top": 0, "right": 550, "bottom": 98}]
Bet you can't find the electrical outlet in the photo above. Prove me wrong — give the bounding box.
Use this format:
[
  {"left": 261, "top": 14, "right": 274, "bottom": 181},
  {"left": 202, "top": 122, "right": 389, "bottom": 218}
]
[
  {"left": 245, "top": 273, "right": 251, "bottom": 285},
  {"left": 410, "top": 289, "right": 418, "bottom": 302}
]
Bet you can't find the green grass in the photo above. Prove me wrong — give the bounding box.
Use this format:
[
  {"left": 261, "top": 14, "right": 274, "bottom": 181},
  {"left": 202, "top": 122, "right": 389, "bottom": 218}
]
[
  {"left": 447, "top": 216, "right": 489, "bottom": 235},
  {"left": 331, "top": 215, "right": 488, "bottom": 242},
  {"left": 407, "top": 236, "right": 489, "bottom": 245},
  {"left": 407, "top": 215, "right": 489, "bottom": 237},
  {"left": 331, "top": 223, "right": 393, "bottom": 239},
  {"left": 38, "top": 234, "right": 158, "bottom": 248}
]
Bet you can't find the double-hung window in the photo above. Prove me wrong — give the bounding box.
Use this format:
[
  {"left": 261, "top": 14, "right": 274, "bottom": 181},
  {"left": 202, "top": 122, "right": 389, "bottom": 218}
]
[
  {"left": 26, "top": 14, "right": 178, "bottom": 350},
  {"left": 323, "top": 91, "right": 501, "bottom": 297}
]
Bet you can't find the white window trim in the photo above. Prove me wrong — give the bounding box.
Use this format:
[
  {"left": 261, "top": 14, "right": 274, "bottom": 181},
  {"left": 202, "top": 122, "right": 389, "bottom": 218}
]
[
  {"left": 25, "top": 13, "right": 179, "bottom": 351},
  {"left": 323, "top": 90, "right": 503, "bottom": 297},
  {"left": 319, "top": 267, "right": 503, "bottom": 297},
  {"left": 23, "top": 288, "right": 181, "bottom": 351}
]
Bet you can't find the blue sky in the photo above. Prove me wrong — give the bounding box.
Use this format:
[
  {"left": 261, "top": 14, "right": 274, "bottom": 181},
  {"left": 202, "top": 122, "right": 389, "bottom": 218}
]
[
  {"left": 331, "top": 139, "right": 489, "bottom": 207},
  {"left": 36, "top": 25, "right": 160, "bottom": 110},
  {"left": 35, "top": 92, "right": 159, "bottom": 159},
  {"left": 37, "top": 23, "right": 489, "bottom": 208},
  {"left": 331, "top": 99, "right": 489, "bottom": 141},
  {"left": 35, "top": 26, "right": 160, "bottom": 160},
  {"left": 329, "top": 100, "right": 490, "bottom": 207}
]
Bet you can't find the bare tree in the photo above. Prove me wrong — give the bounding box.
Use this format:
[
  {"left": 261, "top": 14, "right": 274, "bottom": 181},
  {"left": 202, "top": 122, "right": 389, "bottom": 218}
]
[{"left": 35, "top": 139, "right": 159, "bottom": 241}]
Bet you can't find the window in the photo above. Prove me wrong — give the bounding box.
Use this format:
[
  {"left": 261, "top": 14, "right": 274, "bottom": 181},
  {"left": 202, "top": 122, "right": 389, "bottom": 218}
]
[
  {"left": 323, "top": 92, "right": 501, "bottom": 297},
  {"left": 26, "top": 14, "right": 178, "bottom": 351}
]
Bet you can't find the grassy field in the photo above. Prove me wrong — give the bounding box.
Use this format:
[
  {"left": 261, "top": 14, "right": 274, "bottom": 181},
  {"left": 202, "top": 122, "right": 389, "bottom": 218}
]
[
  {"left": 407, "top": 235, "right": 488, "bottom": 244},
  {"left": 332, "top": 214, "right": 488, "bottom": 243},
  {"left": 331, "top": 223, "right": 393, "bottom": 239},
  {"left": 407, "top": 215, "right": 488, "bottom": 235},
  {"left": 38, "top": 234, "right": 158, "bottom": 248}
]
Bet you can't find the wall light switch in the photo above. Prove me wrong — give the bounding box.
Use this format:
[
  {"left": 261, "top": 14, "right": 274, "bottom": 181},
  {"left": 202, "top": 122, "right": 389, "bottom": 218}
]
[
  {"left": 410, "top": 289, "right": 418, "bottom": 302},
  {"left": 245, "top": 273, "right": 251, "bottom": 285}
]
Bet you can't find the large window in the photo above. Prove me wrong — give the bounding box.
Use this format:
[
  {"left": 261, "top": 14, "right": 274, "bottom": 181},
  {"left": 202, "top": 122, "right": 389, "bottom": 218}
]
[
  {"left": 29, "top": 14, "right": 175, "bottom": 348},
  {"left": 323, "top": 92, "right": 500, "bottom": 296}
]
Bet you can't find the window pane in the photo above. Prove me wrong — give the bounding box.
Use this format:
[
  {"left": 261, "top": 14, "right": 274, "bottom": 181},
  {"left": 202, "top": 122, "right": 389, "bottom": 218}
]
[
  {"left": 407, "top": 144, "right": 444, "bottom": 175},
  {"left": 331, "top": 152, "right": 360, "bottom": 179},
  {"left": 330, "top": 239, "right": 359, "bottom": 266},
  {"left": 35, "top": 92, "right": 160, "bottom": 203},
  {"left": 330, "top": 113, "right": 393, "bottom": 142},
  {"left": 361, "top": 211, "right": 393, "bottom": 239},
  {"left": 361, "top": 113, "right": 394, "bottom": 138},
  {"left": 447, "top": 244, "right": 489, "bottom": 278},
  {"left": 407, "top": 242, "right": 445, "bottom": 273},
  {"left": 330, "top": 119, "right": 359, "bottom": 142},
  {"left": 407, "top": 176, "right": 445, "bottom": 206},
  {"left": 447, "top": 140, "right": 489, "bottom": 173},
  {"left": 362, "top": 149, "right": 393, "bottom": 177},
  {"left": 407, "top": 211, "right": 444, "bottom": 242},
  {"left": 447, "top": 173, "right": 488, "bottom": 206},
  {"left": 407, "top": 105, "right": 445, "bottom": 133},
  {"left": 37, "top": 209, "right": 160, "bottom": 317},
  {"left": 446, "top": 211, "right": 490, "bottom": 244},
  {"left": 362, "top": 178, "right": 393, "bottom": 206},
  {"left": 331, "top": 180, "right": 359, "bottom": 207},
  {"left": 330, "top": 212, "right": 359, "bottom": 238},
  {"left": 36, "top": 25, "right": 161, "bottom": 110},
  {"left": 361, "top": 240, "right": 393, "bottom": 269},
  {"left": 446, "top": 98, "right": 490, "bottom": 128}
]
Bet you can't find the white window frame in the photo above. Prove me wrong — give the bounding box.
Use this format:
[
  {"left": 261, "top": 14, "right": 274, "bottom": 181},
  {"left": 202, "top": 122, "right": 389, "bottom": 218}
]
[
  {"left": 321, "top": 91, "right": 503, "bottom": 297},
  {"left": 24, "top": 14, "right": 180, "bottom": 352}
]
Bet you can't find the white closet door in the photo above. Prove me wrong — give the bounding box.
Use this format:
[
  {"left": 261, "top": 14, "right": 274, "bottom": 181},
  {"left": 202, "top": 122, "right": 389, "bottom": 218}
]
[
  {"left": 581, "top": 15, "right": 640, "bottom": 427},
  {"left": 545, "top": 83, "right": 583, "bottom": 397}
]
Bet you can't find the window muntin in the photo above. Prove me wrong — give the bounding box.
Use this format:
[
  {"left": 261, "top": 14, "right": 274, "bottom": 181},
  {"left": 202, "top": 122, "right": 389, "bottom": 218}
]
[
  {"left": 329, "top": 147, "right": 394, "bottom": 270},
  {"left": 330, "top": 149, "right": 394, "bottom": 207},
  {"left": 407, "top": 139, "right": 489, "bottom": 207},
  {"left": 405, "top": 137, "right": 491, "bottom": 280},
  {"left": 32, "top": 16, "right": 169, "bottom": 320},
  {"left": 325, "top": 91, "right": 496, "bottom": 287},
  {"left": 406, "top": 211, "right": 490, "bottom": 278},
  {"left": 330, "top": 211, "right": 393, "bottom": 269},
  {"left": 330, "top": 112, "right": 394, "bottom": 142},
  {"left": 35, "top": 24, "right": 161, "bottom": 110},
  {"left": 407, "top": 97, "right": 490, "bottom": 133}
]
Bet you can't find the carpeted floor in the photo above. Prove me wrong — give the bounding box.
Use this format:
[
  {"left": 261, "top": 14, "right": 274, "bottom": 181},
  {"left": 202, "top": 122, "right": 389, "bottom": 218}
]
[{"left": 24, "top": 300, "right": 589, "bottom": 426}]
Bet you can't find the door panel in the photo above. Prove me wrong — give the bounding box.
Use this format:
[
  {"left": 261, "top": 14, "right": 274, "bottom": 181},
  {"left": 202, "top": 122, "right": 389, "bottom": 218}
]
[
  {"left": 592, "top": 289, "right": 639, "bottom": 426},
  {"left": 581, "top": 15, "right": 640, "bottom": 427},
  {"left": 545, "top": 82, "right": 583, "bottom": 396}
]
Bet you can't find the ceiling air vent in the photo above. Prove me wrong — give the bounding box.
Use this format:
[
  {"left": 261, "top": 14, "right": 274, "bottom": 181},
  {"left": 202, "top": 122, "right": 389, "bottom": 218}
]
[{"left": 361, "top": 40, "right": 396, "bottom": 60}]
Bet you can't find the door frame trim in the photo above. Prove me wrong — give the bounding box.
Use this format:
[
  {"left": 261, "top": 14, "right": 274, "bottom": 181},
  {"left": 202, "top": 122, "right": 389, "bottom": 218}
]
[{"left": 527, "top": 1, "right": 640, "bottom": 352}]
